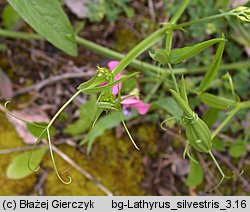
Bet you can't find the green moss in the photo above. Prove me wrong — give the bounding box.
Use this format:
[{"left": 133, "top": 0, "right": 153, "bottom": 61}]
[
  {"left": 114, "top": 23, "right": 139, "bottom": 52},
  {"left": 0, "top": 112, "right": 36, "bottom": 195},
  {"left": 0, "top": 111, "right": 159, "bottom": 195},
  {"left": 44, "top": 125, "right": 159, "bottom": 195},
  {"left": 114, "top": 17, "right": 155, "bottom": 53}
]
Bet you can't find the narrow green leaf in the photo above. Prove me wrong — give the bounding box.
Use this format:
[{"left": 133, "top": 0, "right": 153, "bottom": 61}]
[
  {"left": 223, "top": 72, "right": 237, "bottom": 101},
  {"left": 77, "top": 72, "right": 100, "bottom": 90},
  {"left": 169, "top": 89, "right": 193, "bottom": 117},
  {"left": 169, "top": 0, "right": 190, "bottom": 24},
  {"left": 6, "top": 148, "right": 47, "bottom": 179},
  {"left": 8, "top": 0, "right": 77, "bottom": 56},
  {"left": 149, "top": 49, "right": 169, "bottom": 65},
  {"left": 82, "top": 72, "right": 138, "bottom": 94},
  {"left": 169, "top": 38, "right": 225, "bottom": 64},
  {"left": 199, "top": 92, "right": 236, "bottom": 110},
  {"left": 165, "top": 30, "right": 173, "bottom": 56},
  {"left": 199, "top": 34, "right": 225, "bottom": 92},
  {"left": 185, "top": 160, "right": 204, "bottom": 187},
  {"left": 180, "top": 75, "right": 189, "bottom": 104}
]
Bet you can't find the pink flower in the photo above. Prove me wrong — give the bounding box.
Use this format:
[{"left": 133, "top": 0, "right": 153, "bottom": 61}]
[
  {"left": 99, "top": 61, "right": 122, "bottom": 95},
  {"left": 108, "top": 61, "right": 122, "bottom": 95},
  {"left": 121, "top": 96, "right": 150, "bottom": 115}
]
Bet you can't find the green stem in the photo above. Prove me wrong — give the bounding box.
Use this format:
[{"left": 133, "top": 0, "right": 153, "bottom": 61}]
[
  {"left": 208, "top": 150, "right": 225, "bottom": 190},
  {"left": 112, "top": 26, "right": 168, "bottom": 76},
  {"left": 211, "top": 101, "right": 250, "bottom": 140},
  {"left": 209, "top": 151, "right": 224, "bottom": 177},
  {"left": 174, "top": 61, "right": 250, "bottom": 74},
  {"left": 211, "top": 107, "right": 239, "bottom": 139},
  {"left": 76, "top": 36, "right": 167, "bottom": 75},
  {"left": 47, "top": 128, "right": 71, "bottom": 184},
  {"left": 178, "top": 12, "right": 233, "bottom": 28},
  {"left": 165, "top": 30, "right": 173, "bottom": 56},
  {"left": 47, "top": 90, "right": 82, "bottom": 128},
  {"left": 120, "top": 114, "right": 140, "bottom": 150},
  {"left": 170, "top": 0, "right": 190, "bottom": 24},
  {"left": 1, "top": 29, "right": 250, "bottom": 75},
  {"left": 0, "top": 28, "right": 42, "bottom": 40},
  {"left": 168, "top": 63, "right": 180, "bottom": 94},
  {"left": 238, "top": 101, "right": 250, "bottom": 109}
]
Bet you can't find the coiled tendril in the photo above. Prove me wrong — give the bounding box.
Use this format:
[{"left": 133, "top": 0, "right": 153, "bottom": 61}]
[{"left": 4, "top": 101, "right": 72, "bottom": 184}]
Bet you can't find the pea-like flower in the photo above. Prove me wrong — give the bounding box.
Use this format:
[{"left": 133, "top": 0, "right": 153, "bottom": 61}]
[
  {"left": 108, "top": 60, "right": 122, "bottom": 95},
  {"left": 104, "top": 60, "right": 150, "bottom": 115},
  {"left": 121, "top": 96, "right": 150, "bottom": 115},
  {"left": 99, "top": 60, "right": 122, "bottom": 95},
  {"left": 96, "top": 60, "right": 150, "bottom": 150}
]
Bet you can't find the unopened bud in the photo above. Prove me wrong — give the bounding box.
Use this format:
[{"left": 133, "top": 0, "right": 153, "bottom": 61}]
[
  {"left": 231, "top": 6, "right": 250, "bottom": 23},
  {"left": 237, "top": 14, "right": 250, "bottom": 23}
]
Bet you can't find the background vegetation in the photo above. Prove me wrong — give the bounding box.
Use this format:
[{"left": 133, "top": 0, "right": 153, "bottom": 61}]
[{"left": 0, "top": 0, "right": 250, "bottom": 195}]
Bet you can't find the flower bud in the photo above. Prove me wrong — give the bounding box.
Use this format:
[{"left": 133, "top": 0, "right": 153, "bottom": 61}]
[
  {"left": 231, "top": 6, "right": 250, "bottom": 23},
  {"left": 170, "top": 89, "right": 212, "bottom": 153},
  {"left": 237, "top": 14, "right": 250, "bottom": 23},
  {"left": 185, "top": 114, "right": 212, "bottom": 153},
  {"left": 232, "top": 6, "right": 249, "bottom": 13}
]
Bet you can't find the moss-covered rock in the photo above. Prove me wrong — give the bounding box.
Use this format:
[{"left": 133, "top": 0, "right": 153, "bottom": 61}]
[
  {"left": 44, "top": 125, "right": 159, "bottom": 195},
  {"left": 0, "top": 110, "right": 159, "bottom": 195},
  {"left": 0, "top": 112, "right": 36, "bottom": 195}
]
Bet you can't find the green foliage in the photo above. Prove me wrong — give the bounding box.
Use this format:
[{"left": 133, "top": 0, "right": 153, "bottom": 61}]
[
  {"left": 199, "top": 93, "right": 236, "bottom": 110},
  {"left": 6, "top": 148, "right": 47, "bottom": 179},
  {"left": 152, "top": 97, "right": 183, "bottom": 121},
  {"left": 149, "top": 49, "right": 169, "bottom": 65},
  {"left": 229, "top": 139, "right": 247, "bottom": 158},
  {"left": 0, "top": 112, "right": 37, "bottom": 195},
  {"left": 185, "top": 160, "right": 204, "bottom": 187},
  {"left": 233, "top": 71, "right": 250, "bottom": 96},
  {"left": 64, "top": 96, "right": 97, "bottom": 136},
  {"left": 203, "top": 108, "right": 220, "bottom": 127},
  {"left": 169, "top": 38, "right": 225, "bottom": 64},
  {"left": 186, "top": 0, "right": 223, "bottom": 38},
  {"left": 121, "top": 78, "right": 137, "bottom": 94},
  {"left": 7, "top": 0, "right": 77, "bottom": 56},
  {"left": 2, "top": 4, "right": 21, "bottom": 29},
  {"left": 1, "top": 0, "right": 250, "bottom": 193},
  {"left": 81, "top": 72, "right": 138, "bottom": 94},
  {"left": 81, "top": 112, "right": 123, "bottom": 153},
  {"left": 85, "top": 0, "right": 134, "bottom": 22},
  {"left": 199, "top": 34, "right": 225, "bottom": 92},
  {"left": 26, "top": 122, "right": 48, "bottom": 139},
  {"left": 212, "top": 138, "right": 226, "bottom": 152}
]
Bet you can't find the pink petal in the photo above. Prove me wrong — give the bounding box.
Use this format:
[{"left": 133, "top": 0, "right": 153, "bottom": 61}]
[
  {"left": 112, "top": 73, "right": 122, "bottom": 95},
  {"left": 135, "top": 102, "right": 150, "bottom": 115},
  {"left": 108, "top": 61, "right": 119, "bottom": 70},
  {"left": 112, "top": 83, "right": 121, "bottom": 95},
  {"left": 99, "top": 82, "right": 106, "bottom": 86},
  {"left": 121, "top": 96, "right": 141, "bottom": 106},
  {"left": 114, "top": 73, "right": 121, "bottom": 81},
  {"left": 121, "top": 96, "right": 151, "bottom": 115}
]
